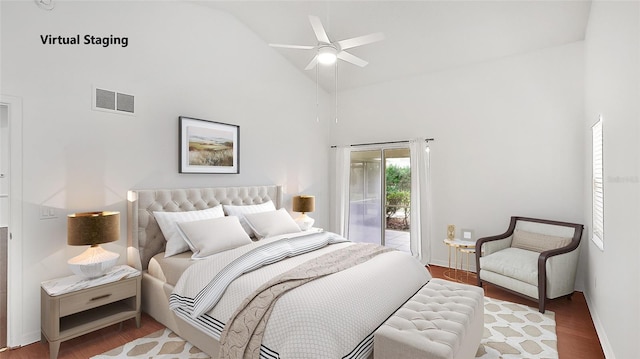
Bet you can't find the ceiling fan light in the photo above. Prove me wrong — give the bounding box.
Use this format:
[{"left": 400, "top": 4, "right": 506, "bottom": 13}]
[{"left": 318, "top": 46, "right": 337, "bottom": 65}]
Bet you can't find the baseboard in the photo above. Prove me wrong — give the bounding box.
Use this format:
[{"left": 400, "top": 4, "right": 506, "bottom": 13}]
[
  {"left": 428, "top": 260, "right": 477, "bottom": 273},
  {"left": 428, "top": 259, "right": 449, "bottom": 269},
  {"left": 22, "top": 329, "right": 41, "bottom": 348},
  {"left": 584, "top": 291, "right": 615, "bottom": 359}
]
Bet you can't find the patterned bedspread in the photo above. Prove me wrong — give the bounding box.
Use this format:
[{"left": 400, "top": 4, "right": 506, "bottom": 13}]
[{"left": 170, "top": 231, "right": 431, "bottom": 359}]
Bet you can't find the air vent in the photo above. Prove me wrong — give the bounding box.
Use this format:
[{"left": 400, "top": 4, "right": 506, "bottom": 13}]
[
  {"left": 93, "top": 86, "right": 135, "bottom": 115},
  {"left": 116, "top": 93, "right": 135, "bottom": 113}
]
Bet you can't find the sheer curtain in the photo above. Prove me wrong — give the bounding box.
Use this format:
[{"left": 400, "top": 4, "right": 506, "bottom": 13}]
[
  {"left": 330, "top": 146, "right": 351, "bottom": 237},
  {"left": 409, "top": 138, "right": 431, "bottom": 263},
  {"left": 331, "top": 140, "right": 431, "bottom": 263}
]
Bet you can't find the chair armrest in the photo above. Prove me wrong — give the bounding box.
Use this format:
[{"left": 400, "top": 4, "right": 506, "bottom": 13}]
[
  {"left": 475, "top": 217, "right": 518, "bottom": 286},
  {"left": 537, "top": 225, "right": 583, "bottom": 308},
  {"left": 475, "top": 216, "right": 519, "bottom": 257},
  {"left": 538, "top": 238, "right": 581, "bottom": 262},
  {"left": 475, "top": 235, "right": 512, "bottom": 286},
  {"left": 537, "top": 224, "right": 583, "bottom": 273},
  {"left": 537, "top": 237, "right": 581, "bottom": 284},
  {"left": 476, "top": 234, "right": 511, "bottom": 256}
]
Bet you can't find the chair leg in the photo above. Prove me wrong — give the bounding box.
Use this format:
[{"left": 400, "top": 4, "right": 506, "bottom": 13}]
[{"left": 539, "top": 299, "right": 545, "bottom": 313}]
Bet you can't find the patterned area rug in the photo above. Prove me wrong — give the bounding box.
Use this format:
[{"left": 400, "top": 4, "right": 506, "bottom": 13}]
[
  {"left": 92, "top": 329, "right": 208, "bottom": 359},
  {"left": 477, "top": 297, "right": 558, "bottom": 359},
  {"left": 92, "top": 297, "right": 557, "bottom": 359}
]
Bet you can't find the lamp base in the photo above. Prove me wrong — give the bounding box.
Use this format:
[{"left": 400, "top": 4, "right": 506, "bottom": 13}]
[
  {"left": 295, "top": 213, "right": 315, "bottom": 231},
  {"left": 68, "top": 245, "right": 119, "bottom": 279}
]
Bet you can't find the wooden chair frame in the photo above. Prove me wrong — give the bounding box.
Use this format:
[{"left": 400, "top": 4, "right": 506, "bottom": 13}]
[{"left": 475, "top": 216, "right": 583, "bottom": 312}]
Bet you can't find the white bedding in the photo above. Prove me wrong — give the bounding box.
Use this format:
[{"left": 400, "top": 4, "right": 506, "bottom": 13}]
[
  {"left": 170, "top": 230, "right": 431, "bottom": 359},
  {"left": 148, "top": 251, "right": 194, "bottom": 286}
]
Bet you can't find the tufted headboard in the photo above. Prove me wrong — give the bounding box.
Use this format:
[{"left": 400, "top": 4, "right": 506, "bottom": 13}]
[{"left": 127, "top": 185, "right": 283, "bottom": 270}]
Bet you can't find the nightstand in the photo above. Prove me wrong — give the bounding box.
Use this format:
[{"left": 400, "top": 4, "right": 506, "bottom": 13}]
[{"left": 40, "top": 265, "right": 141, "bottom": 359}]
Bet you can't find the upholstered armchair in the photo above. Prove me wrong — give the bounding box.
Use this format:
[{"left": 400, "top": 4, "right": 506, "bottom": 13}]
[{"left": 475, "top": 216, "right": 583, "bottom": 312}]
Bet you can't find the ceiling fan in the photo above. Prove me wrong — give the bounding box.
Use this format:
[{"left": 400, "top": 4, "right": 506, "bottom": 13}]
[{"left": 269, "top": 15, "right": 384, "bottom": 70}]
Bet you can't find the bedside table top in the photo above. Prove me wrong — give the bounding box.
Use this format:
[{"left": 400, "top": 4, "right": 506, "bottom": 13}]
[{"left": 41, "top": 265, "right": 140, "bottom": 296}]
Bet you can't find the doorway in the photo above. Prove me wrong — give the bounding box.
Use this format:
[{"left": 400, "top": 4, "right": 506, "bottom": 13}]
[
  {"left": 0, "top": 104, "right": 8, "bottom": 350},
  {"left": 0, "top": 95, "right": 23, "bottom": 349},
  {"left": 348, "top": 147, "right": 411, "bottom": 253}
]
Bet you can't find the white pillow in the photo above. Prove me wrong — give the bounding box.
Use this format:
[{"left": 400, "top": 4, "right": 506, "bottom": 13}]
[
  {"left": 177, "top": 216, "right": 252, "bottom": 259},
  {"left": 223, "top": 201, "right": 276, "bottom": 236},
  {"left": 153, "top": 206, "right": 225, "bottom": 257},
  {"left": 244, "top": 208, "right": 301, "bottom": 240}
]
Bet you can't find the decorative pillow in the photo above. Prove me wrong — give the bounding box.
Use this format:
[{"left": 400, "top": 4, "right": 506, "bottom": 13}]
[
  {"left": 244, "top": 208, "right": 301, "bottom": 240},
  {"left": 223, "top": 201, "right": 276, "bottom": 236},
  {"left": 177, "top": 216, "right": 252, "bottom": 259},
  {"left": 153, "top": 206, "right": 225, "bottom": 257},
  {"left": 511, "top": 229, "right": 572, "bottom": 253}
]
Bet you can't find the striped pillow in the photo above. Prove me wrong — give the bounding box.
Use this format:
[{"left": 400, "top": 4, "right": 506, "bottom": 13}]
[{"left": 511, "top": 229, "right": 572, "bottom": 253}]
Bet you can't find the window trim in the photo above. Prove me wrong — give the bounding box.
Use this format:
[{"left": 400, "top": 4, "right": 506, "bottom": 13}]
[{"left": 591, "top": 115, "right": 604, "bottom": 250}]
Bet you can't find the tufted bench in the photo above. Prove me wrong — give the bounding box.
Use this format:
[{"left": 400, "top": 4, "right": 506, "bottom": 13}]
[{"left": 374, "top": 278, "right": 484, "bottom": 359}]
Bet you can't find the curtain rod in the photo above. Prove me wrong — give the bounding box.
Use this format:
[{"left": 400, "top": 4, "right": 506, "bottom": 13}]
[{"left": 330, "top": 138, "right": 435, "bottom": 148}]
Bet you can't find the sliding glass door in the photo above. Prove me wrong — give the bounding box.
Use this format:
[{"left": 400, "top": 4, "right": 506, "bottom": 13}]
[
  {"left": 348, "top": 150, "right": 383, "bottom": 245},
  {"left": 348, "top": 147, "right": 411, "bottom": 253}
]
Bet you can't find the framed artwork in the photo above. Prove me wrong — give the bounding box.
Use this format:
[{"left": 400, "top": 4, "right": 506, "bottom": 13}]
[{"left": 179, "top": 116, "right": 239, "bottom": 174}]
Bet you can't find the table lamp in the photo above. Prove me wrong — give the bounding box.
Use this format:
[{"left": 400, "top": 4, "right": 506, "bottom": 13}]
[
  {"left": 67, "top": 211, "right": 120, "bottom": 278},
  {"left": 292, "top": 195, "right": 315, "bottom": 231}
]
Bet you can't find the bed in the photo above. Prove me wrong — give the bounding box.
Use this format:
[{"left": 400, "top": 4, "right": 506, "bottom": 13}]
[{"left": 127, "top": 185, "right": 431, "bottom": 358}]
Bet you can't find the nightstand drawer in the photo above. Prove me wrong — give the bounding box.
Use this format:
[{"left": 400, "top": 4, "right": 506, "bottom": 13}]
[{"left": 59, "top": 279, "right": 136, "bottom": 317}]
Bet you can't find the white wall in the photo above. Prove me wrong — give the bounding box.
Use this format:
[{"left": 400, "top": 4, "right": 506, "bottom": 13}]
[
  {"left": 583, "top": 2, "right": 640, "bottom": 358},
  {"left": 330, "top": 43, "right": 585, "bottom": 270},
  {"left": 0, "top": 1, "right": 330, "bottom": 345}
]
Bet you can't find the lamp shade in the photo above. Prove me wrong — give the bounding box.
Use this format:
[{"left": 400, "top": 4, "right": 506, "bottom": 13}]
[
  {"left": 68, "top": 211, "right": 120, "bottom": 246},
  {"left": 292, "top": 195, "right": 315, "bottom": 214}
]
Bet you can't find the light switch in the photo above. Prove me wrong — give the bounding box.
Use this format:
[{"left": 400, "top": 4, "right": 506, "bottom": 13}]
[{"left": 40, "top": 206, "right": 58, "bottom": 219}]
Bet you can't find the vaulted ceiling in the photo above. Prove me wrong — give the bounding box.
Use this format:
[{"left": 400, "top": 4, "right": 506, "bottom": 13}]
[{"left": 203, "top": 1, "right": 591, "bottom": 92}]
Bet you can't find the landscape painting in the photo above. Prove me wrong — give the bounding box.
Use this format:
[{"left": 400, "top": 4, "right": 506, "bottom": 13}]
[{"left": 179, "top": 116, "right": 239, "bottom": 174}]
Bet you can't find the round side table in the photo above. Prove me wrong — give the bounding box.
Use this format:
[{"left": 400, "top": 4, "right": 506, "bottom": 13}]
[{"left": 443, "top": 238, "right": 476, "bottom": 282}]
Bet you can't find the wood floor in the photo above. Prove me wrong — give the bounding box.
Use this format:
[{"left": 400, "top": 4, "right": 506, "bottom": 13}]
[
  {"left": 1, "top": 265, "right": 605, "bottom": 359},
  {"left": 0, "top": 313, "right": 164, "bottom": 359},
  {"left": 429, "top": 265, "right": 605, "bottom": 359}
]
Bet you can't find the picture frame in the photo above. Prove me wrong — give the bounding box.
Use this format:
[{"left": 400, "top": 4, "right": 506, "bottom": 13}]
[{"left": 179, "top": 116, "right": 239, "bottom": 174}]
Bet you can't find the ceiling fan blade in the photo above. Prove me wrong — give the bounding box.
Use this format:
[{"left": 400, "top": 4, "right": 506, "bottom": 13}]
[
  {"left": 337, "top": 32, "right": 385, "bottom": 50},
  {"left": 337, "top": 51, "right": 369, "bottom": 67},
  {"left": 269, "top": 43, "right": 315, "bottom": 50},
  {"left": 304, "top": 54, "right": 318, "bottom": 70},
  {"left": 308, "top": 15, "right": 331, "bottom": 44}
]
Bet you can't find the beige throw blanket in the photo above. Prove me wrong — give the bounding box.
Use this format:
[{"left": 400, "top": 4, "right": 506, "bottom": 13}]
[{"left": 218, "top": 243, "right": 392, "bottom": 359}]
